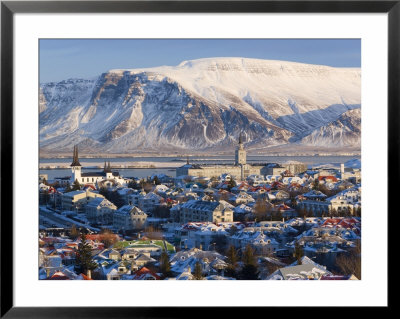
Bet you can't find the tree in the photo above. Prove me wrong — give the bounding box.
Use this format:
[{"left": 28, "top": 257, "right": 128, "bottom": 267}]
[
  {"left": 127, "top": 180, "right": 138, "bottom": 189},
  {"left": 214, "top": 235, "right": 228, "bottom": 253},
  {"left": 226, "top": 245, "right": 238, "bottom": 266},
  {"left": 99, "top": 187, "right": 109, "bottom": 198},
  {"left": 225, "top": 245, "right": 239, "bottom": 278},
  {"left": 254, "top": 197, "right": 268, "bottom": 221},
  {"left": 144, "top": 225, "right": 163, "bottom": 240},
  {"left": 108, "top": 191, "right": 125, "bottom": 208},
  {"left": 227, "top": 179, "right": 236, "bottom": 191},
  {"left": 72, "top": 179, "right": 81, "bottom": 191},
  {"left": 242, "top": 244, "right": 257, "bottom": 267},
  {"left": 297, "top": 206, "right": 307, "bottom": 219},
  {"left": 312, "top": 179, "right": 320, "bottom": 191},
  {"left": 193, "top": 261, "right": 203, "bottom": 280},
  {"left": 40, "top": 190, "right": 50, "bottom": 205},
  {"left": 152, "top": 176, "right": 161, "bottom": 185},
  {"left": 228, "top": 225, "right": 238, "bottom": 236},
  {"left": 64, "top": 181, "right": 72, "bottom": 193},
  {"left": 69, "top": 224, "right": 80, "bottom": 240},
  {"left": 75, "top": 233, "right": 97, "bottom": 277},
  {"left": 239, "top": 244, "right": 259, "bottom": 279},
  {"left": 336, "top": 241, "right": 361, "bottom": 279},
  {"left": 294, "top": 242, "right": 304, "bottom": 264},
  {"left": 152, "top": 206, "right": 170, "bottom": 219},
  {"left": 239, "top": 264, "right": 259, "bottom": 280},
  {"left": 159, "top": 251, "right": 172, "bottom": 278},
  {"left": 99, "top": 229, "right": 118, "bottom": 248}
]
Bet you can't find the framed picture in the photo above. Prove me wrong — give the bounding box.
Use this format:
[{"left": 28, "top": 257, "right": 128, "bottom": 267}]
[{"left": 1, "top": 0, "right": 395, "bottom": 316}]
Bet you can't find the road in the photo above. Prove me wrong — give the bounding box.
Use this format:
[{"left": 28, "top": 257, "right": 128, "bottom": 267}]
[{"left": 39, "top": 207, "right": 74, "bottom": 228}]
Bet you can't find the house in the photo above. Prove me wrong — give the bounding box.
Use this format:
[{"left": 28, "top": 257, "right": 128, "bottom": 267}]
[
  {"left": 139, "top": 192, "right": 163, "bottom": 213},
  {"left": 61, "top": 189, "right": 104, "bottom": 212},
  {"left": 180, "top": 200, "right": 233, "bottom": 224},
  {"left": 41, "top": 255, "right": 64, "bottom": 278},
  {"left": 113, "top": 205, "right": 147, "bottom": 232},
  {"left": 131, "top": 267, "right": 161, "bottom": 280},
  {"left": 106, "top": 265, "right": 129, "bottom": 280},
  {"left": 131, "top": 252, "right": 156, "bottom": 270},
  {"left": 234, "top": 191, "right": 255, "bottom": 205},
  {"left": 169, "top": 248, "right": 226, "bottom": 277},
  {"left": 271, "top": 190, "right": 290, "bottom": 201},
  {"left": 267, "top": 263, "right": 329, "bottom": 280},
  {"left": 86, "top": 197, "right": 117, "bottom": 225},
  {"left": 108, "top": 249, "right": 121, "bottom": 261},
  {"left": 276, "top": 204, "right": 297, "bottom": 218},
  {"left": 116, "top": 187, "right": 135, "bottom": 205},
  {"left": 229, "top": 229, "right": 279, "bottom": 254}
]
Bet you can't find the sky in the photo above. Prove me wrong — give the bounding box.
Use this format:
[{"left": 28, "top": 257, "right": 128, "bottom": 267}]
[{"left": 40, "top": 39, "right": 361, "bottom": 83}]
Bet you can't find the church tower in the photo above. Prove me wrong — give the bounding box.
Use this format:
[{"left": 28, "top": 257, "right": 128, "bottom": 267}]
[
  {"left": 70, "top": 145, "right": 82, "bottom": 182},
  {"left": 235, "top": 133, "right": 247, "bottom": 165}
]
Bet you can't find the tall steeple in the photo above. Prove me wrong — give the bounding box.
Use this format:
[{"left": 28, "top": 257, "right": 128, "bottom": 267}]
[
  {"left": 70, "top": 145, "right": 81, "bottom": 167},
  {"left": 239, "top": 132, "right": 243, "bottom": 145},
  {"left": 235, "top": 132, "right": 246, "bottom": 166},
  {"left": 70, "top": 145, "right": 82, "bottom": 183},
  {"left": 104, "top": 161, "right": 112, "bottom": 173}
]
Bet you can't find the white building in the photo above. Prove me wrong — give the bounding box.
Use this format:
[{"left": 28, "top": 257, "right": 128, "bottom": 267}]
[
  {"left": 113, "top": 205, "right": 147, "bottom": 232},
  {"left": 69, "top": 145, "right": 126, "bottom": 187},
  {"left": 61, "top": 189, "right": 104, "bottom": 212},
  {"left": 180, "top": 200, "right": 233, "bottom": 224},
  {"left": 86, "top": 197, "right": 117, "bottom": 225}
]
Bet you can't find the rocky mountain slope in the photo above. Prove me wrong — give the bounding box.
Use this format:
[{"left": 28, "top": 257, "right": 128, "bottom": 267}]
[{"left": 39, "top": 57, "right": 361, "bottom": 154}]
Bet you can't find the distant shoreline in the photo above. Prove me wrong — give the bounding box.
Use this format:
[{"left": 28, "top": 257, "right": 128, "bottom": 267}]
[{"left": 39, "top": 153, "right": 361, "bottom": 160}]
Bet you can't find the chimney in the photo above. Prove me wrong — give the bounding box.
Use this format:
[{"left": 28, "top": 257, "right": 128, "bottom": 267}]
[{"left": 87, "top": 269, "right": 91, "bottom": 279}]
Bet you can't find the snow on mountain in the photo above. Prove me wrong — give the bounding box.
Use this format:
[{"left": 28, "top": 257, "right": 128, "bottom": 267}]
[
  {"left": 299, "top": 108, "right": 361, "bottom": 147},
  {"left": 39, "top": 58, "right": 360, "bottom": 153}
]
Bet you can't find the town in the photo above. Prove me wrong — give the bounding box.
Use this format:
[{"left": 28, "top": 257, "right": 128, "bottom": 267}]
[{"left": 39, "top": 137, "right": 361, "bottom": 281}]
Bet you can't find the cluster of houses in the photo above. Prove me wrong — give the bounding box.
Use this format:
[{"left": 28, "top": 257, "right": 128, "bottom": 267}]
[
  {"left": 39, "top": 144, "right": 361, "bottom": 280},
  {"left": 39, "top": 214, "right": 360, "bottom": 280}
]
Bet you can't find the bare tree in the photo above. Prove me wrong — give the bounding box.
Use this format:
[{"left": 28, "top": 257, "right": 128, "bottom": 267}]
[{"left": 336, "top": 241, "right": 361, "bottom": 279}]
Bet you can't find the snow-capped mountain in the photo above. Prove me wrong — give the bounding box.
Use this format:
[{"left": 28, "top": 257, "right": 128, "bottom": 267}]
[
  {"left": 39, "top": 57, "right": 361, "bottom": 154},
  {"left": 299, "top": 108, "right": 361, "bottom": 146}
]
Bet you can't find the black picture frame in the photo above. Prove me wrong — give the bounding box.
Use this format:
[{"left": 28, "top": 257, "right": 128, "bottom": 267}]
[{"left": 1, "top": 0, "right": 395, "bottom": 317}]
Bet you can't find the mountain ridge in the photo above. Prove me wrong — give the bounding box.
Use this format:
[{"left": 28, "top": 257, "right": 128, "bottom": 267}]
[{"left": 39, "top": 57, "right": 361, "bottom": 154}]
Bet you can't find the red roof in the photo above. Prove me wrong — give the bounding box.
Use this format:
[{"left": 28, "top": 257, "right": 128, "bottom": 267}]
[
  {"left": 80, "top": 273, "right": 93, "bottom": 280},
  {"left": 47, "top": 271, "right": 70, "bottom": 280},
  {"left": 83, "top": 184, "right": 96, "bottom": 190},
  {"left": 318, "top": 176, "right": 338, "bottom": 182},
  {"left": 132, "top": 267, "right": 160, "bottom": 280}
]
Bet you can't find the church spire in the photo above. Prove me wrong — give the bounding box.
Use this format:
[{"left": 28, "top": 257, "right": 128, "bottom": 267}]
[
  {"left": 70, "top": 145, "right": 81, "bottom": 167},
  {"left": 239, "top": 132, "right": 243, "bottom": 145},
  {"left": 104, "top": 161, "right": 111, "bottom": 173}
]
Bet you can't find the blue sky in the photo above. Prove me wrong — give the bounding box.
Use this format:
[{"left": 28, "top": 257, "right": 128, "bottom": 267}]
[{"left": 40, "top": 39, "right": 361, "bottom": 83}]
